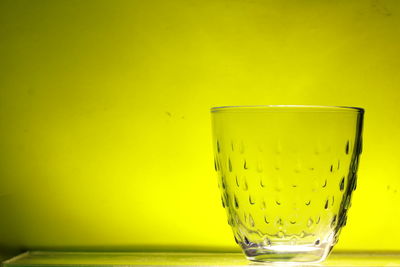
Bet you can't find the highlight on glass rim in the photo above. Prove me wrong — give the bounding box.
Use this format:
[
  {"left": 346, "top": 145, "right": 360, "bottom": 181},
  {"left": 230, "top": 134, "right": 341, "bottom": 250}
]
[{"left": 211, "top": 105, "right": 364, "bottom": 263}]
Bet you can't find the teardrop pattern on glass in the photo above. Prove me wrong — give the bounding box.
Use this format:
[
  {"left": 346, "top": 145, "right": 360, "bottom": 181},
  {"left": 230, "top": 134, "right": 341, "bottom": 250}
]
[
  {"left": 249, "top": 195, "right": 255, "bottom": 205},
  {"left": 261, "top": 200, "right": 266, "bottom": 210},
  {"left": 249, "top": 214, "right": 255, "bottom": 227},
  {"left": 221, "top": 175, "right": 226, "bottom": 189},
  {"left": 244, "top": 159, "right": 248, "bottom": 170},
  {"left": 340, "top": 177, "right": 345, "bottom": 191},
  {"left": 307, "top": 218, "right": 314, "bottom": 228},
  {"left": 224, "top": 193, "right": 230, "bottom": 208},
  {"left": 239, "top": 141, "right": 245, "bottom": 154},
  {"left": 235, "top": 176, "right": 240, "bottom": 187},
  {"left": 243, "top": 178, "right": 249, "bottom": 191},
  {"left": 234, "top": 195, "right": 239, "bottom": 209},
  {"left": 213, "top": 133, "right": 362, "bottom": 248},
  {"left": 227, "top": 216, "right": 233, "bottom": 226},
  {"left": 331, "top": 214, "right": 337, "bottom": 228}
]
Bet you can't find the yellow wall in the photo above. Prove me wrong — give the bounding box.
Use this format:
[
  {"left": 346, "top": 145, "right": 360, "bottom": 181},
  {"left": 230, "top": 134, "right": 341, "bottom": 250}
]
[{"left": 0, "top": 0, "right": 399, "bottom": 255}]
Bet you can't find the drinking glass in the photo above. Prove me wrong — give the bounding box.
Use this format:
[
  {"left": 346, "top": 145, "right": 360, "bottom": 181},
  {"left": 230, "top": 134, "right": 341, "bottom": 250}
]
[{"left": 211, "top": 105, "right": 364, "bottom": 263}]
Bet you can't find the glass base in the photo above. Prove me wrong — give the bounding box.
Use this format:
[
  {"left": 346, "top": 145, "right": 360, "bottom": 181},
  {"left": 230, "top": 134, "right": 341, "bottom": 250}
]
[{"left": 244, "top": 243, "right": 333, "bottom": 263}]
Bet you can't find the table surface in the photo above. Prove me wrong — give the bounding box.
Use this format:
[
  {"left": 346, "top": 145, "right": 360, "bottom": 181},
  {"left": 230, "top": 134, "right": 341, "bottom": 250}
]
[{"left": 3, "top": 251, "right": 400, "bottom": 267}]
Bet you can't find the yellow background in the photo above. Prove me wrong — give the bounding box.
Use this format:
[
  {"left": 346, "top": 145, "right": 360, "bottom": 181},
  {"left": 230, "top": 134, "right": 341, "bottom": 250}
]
[{"left": 0, "top": 0, "right": 399, "bottom": 257}]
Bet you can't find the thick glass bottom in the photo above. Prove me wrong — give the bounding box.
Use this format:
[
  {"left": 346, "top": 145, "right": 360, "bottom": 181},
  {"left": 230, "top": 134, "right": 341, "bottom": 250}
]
[{"left": 244, "top": 243, "right": 333, "bottom": 263}]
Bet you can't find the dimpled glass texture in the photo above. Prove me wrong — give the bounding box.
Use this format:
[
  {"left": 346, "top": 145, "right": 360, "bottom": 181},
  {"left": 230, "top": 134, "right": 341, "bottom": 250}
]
[{"left": 211, "top": 105, "right": 364, "bottom": 263}]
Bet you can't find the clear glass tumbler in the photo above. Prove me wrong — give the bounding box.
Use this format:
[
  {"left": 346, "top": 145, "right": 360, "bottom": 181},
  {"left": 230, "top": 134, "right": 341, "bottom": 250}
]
[{"left": 211, "top": 105, "right": 364, "bottom": 263}]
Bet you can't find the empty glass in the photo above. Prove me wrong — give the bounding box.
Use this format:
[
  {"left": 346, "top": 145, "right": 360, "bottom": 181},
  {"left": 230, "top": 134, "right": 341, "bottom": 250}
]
[{"left": 211, "top": 105, "right": 364, "bottom": 263}]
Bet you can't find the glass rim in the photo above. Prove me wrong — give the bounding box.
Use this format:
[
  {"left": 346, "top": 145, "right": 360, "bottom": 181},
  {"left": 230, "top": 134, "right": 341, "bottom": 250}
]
[{"left": 210, "top": 105, "right": 364, "bottom": 113}]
